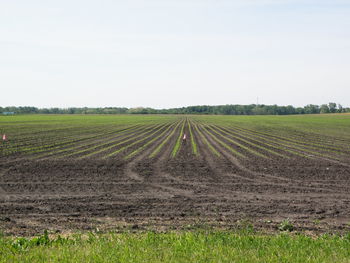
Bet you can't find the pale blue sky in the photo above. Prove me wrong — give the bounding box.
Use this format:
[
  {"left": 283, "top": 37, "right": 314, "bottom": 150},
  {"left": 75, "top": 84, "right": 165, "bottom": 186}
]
[{"left": 1, "top": 0, "right": 349, "bottom": 108}]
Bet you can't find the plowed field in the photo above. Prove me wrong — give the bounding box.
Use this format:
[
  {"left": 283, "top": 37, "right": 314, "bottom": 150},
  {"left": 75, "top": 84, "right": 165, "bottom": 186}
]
[{"left": 1, "top": 114, "right": 350, "bottom": 235}]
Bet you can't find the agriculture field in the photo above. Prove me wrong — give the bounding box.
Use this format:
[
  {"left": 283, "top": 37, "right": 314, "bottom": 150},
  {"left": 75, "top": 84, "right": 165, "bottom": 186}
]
[{"left": 0, "top": 114, "right": 350, "bottom": 235}]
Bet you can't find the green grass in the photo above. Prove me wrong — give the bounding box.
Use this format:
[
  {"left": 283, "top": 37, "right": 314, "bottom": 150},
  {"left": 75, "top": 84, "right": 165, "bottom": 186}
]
[{"left": 1, "top": 230, "right": 350, "bottom": 263}]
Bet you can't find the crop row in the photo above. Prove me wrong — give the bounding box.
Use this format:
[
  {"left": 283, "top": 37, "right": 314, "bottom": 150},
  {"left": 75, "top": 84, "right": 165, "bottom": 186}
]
[
  {"left": 220, "top": 125, "right": 346, "bottom": 160},
  {"left": 2, "top": 116, "right": 349, "bottom": 165},
  {"left": 193, "top": 118, "right": 350, "bottom": 162},
  {"left": 1, "top": 125, "right": 139, "bottom": 156}
]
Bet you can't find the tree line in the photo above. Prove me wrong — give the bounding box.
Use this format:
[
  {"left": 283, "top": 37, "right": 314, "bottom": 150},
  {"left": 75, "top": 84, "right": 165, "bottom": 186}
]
[{"left": 1, "top": 103, "right": 349, "bottom": 115}]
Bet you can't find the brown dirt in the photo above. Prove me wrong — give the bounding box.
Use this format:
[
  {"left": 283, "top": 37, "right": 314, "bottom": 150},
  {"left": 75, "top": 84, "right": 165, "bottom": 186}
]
[{"left": 1, "top": 123, "right": 350, "bottom": 236}]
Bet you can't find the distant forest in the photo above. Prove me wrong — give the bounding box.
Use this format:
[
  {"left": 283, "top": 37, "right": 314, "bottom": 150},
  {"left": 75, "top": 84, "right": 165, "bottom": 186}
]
[{"left": 1, "top": 103, "right": 349, "bottom": 115}]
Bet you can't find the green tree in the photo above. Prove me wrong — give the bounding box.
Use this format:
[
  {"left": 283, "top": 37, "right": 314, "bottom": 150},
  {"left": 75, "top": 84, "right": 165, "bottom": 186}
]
[
  {"left": 337, "top": 104, "right": 343, "bottom": 113},
  {"left": 320, "top": 104, "right": 330, "bottom": 114},
  {"left": 328, "top": 102, "right": 337, "bottom": 113}
]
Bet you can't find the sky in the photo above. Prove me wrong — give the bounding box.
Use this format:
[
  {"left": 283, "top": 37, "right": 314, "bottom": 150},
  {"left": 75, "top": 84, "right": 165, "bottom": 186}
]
[{"left": 1, "top": 0, "right": 350, "bottom": 109}]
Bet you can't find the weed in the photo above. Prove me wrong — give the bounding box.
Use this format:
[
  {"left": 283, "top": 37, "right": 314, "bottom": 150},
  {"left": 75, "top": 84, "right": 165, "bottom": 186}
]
[
  {"left": 313, "top": 219, "right": 321, "bottom": 225},
  {"left": 278, "top": 219, "right": 294, "bottom": 232}
]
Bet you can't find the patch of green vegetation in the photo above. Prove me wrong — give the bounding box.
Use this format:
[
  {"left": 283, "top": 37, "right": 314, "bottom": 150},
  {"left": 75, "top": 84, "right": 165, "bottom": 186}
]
[
  {"left": 1, "top": 230, "right": 350, "bottom": 263},
  {"left": 278, "top": 219, "right": 294, "bottom": 232},
  {"left": 313, "top": 219, "right": 321, "bottom": 225}
]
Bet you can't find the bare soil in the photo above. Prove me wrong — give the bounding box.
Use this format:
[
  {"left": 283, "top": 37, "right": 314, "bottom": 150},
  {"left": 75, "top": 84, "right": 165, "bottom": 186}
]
[{"left": 1, "top": 140, "right": 350, "bottom": 236}]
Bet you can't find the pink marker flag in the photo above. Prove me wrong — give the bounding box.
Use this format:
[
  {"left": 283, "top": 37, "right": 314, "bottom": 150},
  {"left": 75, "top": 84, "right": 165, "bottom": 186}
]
[{"left": 2, "top": 134, "right": 6, "bottom": 141}]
